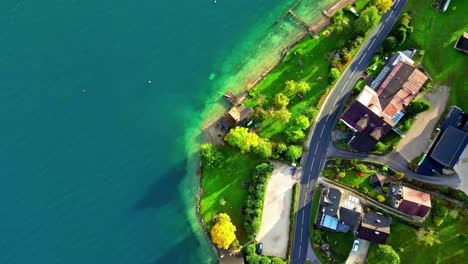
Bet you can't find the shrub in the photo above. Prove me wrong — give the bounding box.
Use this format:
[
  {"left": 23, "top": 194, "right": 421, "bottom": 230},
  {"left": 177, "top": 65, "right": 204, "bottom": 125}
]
[
  {"left": 383, "top": 36, "right": 398, "bottom": 51},
  {"left": 394, "top": 172, "right": 404, "bottom": 180},
  {"left": 329, "top": 68, "right": 341, "bottom": 84},
  {"left": 331, "top": 57, "right": 343, "bottom": 71},
  {"left": 395, "top": 27, "right": 407, "bottom": 44},
  {"left": 306, "top": 107, "right": 319, "bottom": 120},
  {"left": 377, "top": 195, "right": 386, "bottom": 203},
  {"left": 253, "top": 107, "right": 268, "bottom": 122},
  {"left": 433, "top": 216, "right": 444, "bottom": 227},
  {"left": 275, "top": 142, "right": 288, "bottom": 155},
  {"left": 335, "top": 158, "right": 342, "bottom": 165},
  {"left": 273, "top": 93, "right": 289, "bottom": 109},
  {"left": 406, "top": 99, "right": 431, "bottom": 115},
  {"left": 270, "top": 257, "right": 284, "bottom": 264},
  {"left": 355, "top": 164, "right": 368, "bottom": 172},
  {"left": 373, "top": 142, "right": 387, "bottom": 152},
  {"left": 286, "top": 129, "right": 306, "bottom": 143},
  {"left": 342, "top": 54, "right": 351, "bottom": 64},
  {"left": 244, "top": 242, "right": 257, "bottom": 255}
]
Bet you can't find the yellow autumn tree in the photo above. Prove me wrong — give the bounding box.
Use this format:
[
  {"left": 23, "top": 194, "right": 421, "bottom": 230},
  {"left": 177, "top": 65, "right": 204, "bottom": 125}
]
[
  {"left": 374, "top": 0, "right": 393, "bottom": 14},
  {"left": 211, "top": 213, "right": 237, "bottom": 249}
]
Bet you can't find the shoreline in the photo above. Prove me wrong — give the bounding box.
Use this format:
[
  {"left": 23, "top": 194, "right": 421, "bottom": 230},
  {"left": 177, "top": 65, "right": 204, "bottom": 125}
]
[{"left": 193, "top": 0, "right": 354, "bottom": 260}]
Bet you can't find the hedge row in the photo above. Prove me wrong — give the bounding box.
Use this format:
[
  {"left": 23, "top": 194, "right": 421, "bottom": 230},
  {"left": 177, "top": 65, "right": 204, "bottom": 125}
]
[{"left": 244, "top": 163, "right": 273, "bottom": 240}]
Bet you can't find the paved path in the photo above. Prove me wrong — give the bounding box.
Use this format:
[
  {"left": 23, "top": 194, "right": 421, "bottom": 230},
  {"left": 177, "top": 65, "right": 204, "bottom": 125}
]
[
  {"left": 290, "top": 1, "right": 409, "bottom": 263},
  {"left": 326, "top": 145, "right": 461, "bottom": 188}
]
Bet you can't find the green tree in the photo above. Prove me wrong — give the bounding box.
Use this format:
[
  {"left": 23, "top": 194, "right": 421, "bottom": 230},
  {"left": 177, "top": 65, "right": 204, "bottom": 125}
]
[
  {"left": 399, "top": 12, "right": 411, "bottom": 27},
  {"left": 353, "top": 6, "right": 380, "bottom": 35},
  {"left": 284, "top": 80, "right": 297, "bottom": 95},
  {"left": 226, "top": 127, "right": 260, "bottom": 152},
  {"left": 200, "top": 144, "right": 222, "bottom": 168},
  {"left": 369, "top": 244, "right": 400, "bottom": 264},
  {"left": 275, "top": 142, "right": 288, "bottom": 155},
  {"left": 273, "top": 93, "right": 289, "bottom": 109},
  {"left": 253, "top": 107, "right": 268, "bottom": 122},
  {"left": 374, "top": 0, "right": 393, "bottom": 14},
  {"left": 270, "top": 257, "right": 284, "bottom": 264},
  {"left": 286, "top": 145, "right": 303, "bottom": 162},
  {"left": 254, "top": 139, "right": 273, "bottom": 158},
  {"left": 406, "top": 99, "right": 431, "bottom": 115},
  {"left": 297, "top": 81, "right": 311, "bottom": 94},
  {"left": 292, "top": 115, "right": 310, "bottom": 130},
  {"left": 416, "top": 229, "right": 441, "bottom": 246},
  {"left": 329, "top": 68, "right": 341, "bottom": 84},
  {"left": 271, "top": 108, "right": 292, "bottom": 123},
  {"left": 243, "top": 243, "right": 256, "bottom": 255},
  {"left": 395, "top": 27, "right": 407, "bottom": 44},
  {"left": 286, "top": 129, "right": 306, "bottom": 143},
  {"left": 383, "top": 36, "right": 398, "bottom": 51}
]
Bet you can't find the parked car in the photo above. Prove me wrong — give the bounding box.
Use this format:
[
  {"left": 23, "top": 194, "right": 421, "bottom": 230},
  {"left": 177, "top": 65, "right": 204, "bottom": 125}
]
[
  {"left": 352, "top": 240, "right": 360, "bottom": 252},
  {"left": 256, "top": 243, "right": 263, "bottom": 255}
]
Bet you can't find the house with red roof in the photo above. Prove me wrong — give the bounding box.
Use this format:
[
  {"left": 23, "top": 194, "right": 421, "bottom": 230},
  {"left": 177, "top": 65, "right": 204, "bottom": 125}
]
[
  {"left": 391, "top": 186, "right": 431, "bottom": 217},
  {"left": 340, "top": 52, "right": 428, "bottom": 152}
]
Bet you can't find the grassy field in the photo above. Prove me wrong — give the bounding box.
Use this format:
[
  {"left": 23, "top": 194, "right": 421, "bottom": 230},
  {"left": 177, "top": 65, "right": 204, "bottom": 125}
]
[
  {"left": 243, "top": 0, "right": 373, "bottom": 141},
  {"left": 199, "top": 146, "right": 262, "bottom": 243},
  {"left": 399, "top": 0, "right": 468, "bottom": 111},
  {"left": 311, "top": 228, "right": 355, "bottom": 264},
  {"left": 367, "top": 197, "right": 467, "bottom": 264}
]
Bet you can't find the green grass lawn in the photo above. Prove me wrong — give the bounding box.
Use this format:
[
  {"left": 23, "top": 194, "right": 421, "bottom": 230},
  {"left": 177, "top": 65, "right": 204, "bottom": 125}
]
[
  {"left": 310, "top": 186, "right": 322, "bottom": 224},
  {"left": 399, "top": 0, "right": 468, "bottom": 111},
  {"left": 199, "top": 145, "right": 262, "bottom": 243},
  {"left": 243, "top": 0, "right": 374, "bottom": 141},
  {"left": 367, "top": 197, "right": 467, "bottom": 264}
]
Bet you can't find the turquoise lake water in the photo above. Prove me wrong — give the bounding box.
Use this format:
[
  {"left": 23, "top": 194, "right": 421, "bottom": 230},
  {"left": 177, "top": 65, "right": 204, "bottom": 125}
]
[{"left": 0, "top": 0, "right": 333, "bottom": 263}]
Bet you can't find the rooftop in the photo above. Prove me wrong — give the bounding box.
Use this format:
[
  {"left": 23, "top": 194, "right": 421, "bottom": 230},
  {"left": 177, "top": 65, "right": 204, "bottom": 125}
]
[
  {"left": 402, "top": 187, "right": 431, "bottom": 208},
  {"left": 430, "top": 126, "right": 468, "bottom": 167}
]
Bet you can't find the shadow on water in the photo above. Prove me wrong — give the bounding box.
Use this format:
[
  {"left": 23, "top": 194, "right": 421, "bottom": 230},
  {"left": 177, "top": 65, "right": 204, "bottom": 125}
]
[{"left": 131, "top": 161, "right": 186, "bottom": 211}]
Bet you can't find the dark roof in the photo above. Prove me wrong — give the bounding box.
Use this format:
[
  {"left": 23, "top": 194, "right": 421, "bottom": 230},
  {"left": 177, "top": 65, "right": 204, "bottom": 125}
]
[
  {"left": 323, "top": 188, "right": 342, "bottom": 217},
  {"left": 397, "top": 200, "right": 431, "bottom": 217},
  {"left": 327, "top": 188, "right": 342, "bottom": 203},
  {"left": 357, "top": 211, "right": 392, "bottom": 244},
  {"left": 339, "top": 207, "right": 361, "bottom": 229},
  {"left": 430, "top": 126, "right": 468, "bottom": 167},
  {"left": 358, "top": 226, "right": 390, "bottom": 244},
  {"left": 240, "top": 107, "right": 254, "bottom": 121},
  {"left": 376, "top": 62, "right": 415, "bottom": 109},
  {"left": 219, "top": 118, "right": 230, "bottom": 130},
  {"left": 439, "top": 106, "right": 465, "bottom": 131},
  {"left": 342, "top": 101, "right": 392, "bottom": 152},
  {"left": 225, "top": 91, "right": 240, "bottom": 106}
]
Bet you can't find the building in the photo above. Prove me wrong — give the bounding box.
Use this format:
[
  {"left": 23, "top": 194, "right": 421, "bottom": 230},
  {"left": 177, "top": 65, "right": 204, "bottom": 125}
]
[
  {"left": 357, "top": 211, "right": 392, "bottom": 244},
  {"left": 223, "top": 107, "right": 254, "bottom": 128},
  {"left": 392, "top": 186, "right": 431, "bottom": 217},
  {"left": 319, "top": 187, "right": 362, "bottom": 232},
  {"left": 454, "top": 32, "right": 468, "bottom": 54},
  {"left": 340, "top": 54, "right": 428, "bottom": 152},
  {"left": 225, "top": 91, "right": 240, "bottom": 106},
  {"left": 417, "top": 106, "right": 468, "bottom": 175},
  {"left": 369, "top": 173, "right": 386, "bottom": 188}
]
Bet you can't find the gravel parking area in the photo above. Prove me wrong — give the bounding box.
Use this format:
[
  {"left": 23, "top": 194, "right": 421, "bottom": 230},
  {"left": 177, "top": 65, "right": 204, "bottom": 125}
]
[
  {"left": 396, "top": 85, "right": 449, "bottom": 161},
  {"left": 345, "top": 239, "right": 370, "bottom": 264},
  {"left": 256, "top": 162, "right": 296, "bottom": 258}
]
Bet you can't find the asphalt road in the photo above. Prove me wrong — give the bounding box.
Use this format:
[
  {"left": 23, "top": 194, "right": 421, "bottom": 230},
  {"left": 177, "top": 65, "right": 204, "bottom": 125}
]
[{"left": 290, "top": 1, "right": 409, "bottom": 263}]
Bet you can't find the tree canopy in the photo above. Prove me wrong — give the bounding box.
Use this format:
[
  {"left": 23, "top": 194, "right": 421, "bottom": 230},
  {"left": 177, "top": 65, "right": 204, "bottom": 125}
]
[
  {"left": 416, "top": 229, "right": 441, "bottom": 246},
  {"left": 406, "top": 99, "right": 431, "bottom": 115},
  {"left": 353, "top": 6, "right": 380, "bottom": 35},
  {"left": 273, "top": 93, "right": 289, "bottom": 109},
  {"left": 374, "top": 0, "right": 393, "bottom": 14},
  {"left": 211, "top": 213, "right": 237, "bottom": 249},
  {"left": 270, "top": 108, "right": 292, "bottom": 123},
  {"left": 226, "top": 127, "right": 260, "bottom": 152},
  {"left": 200, "top": 144, "right": 222, "bottom": 168},
  {"left": 329, "top": 68, "right": 341, "bottom": 84},
  {"left": 292, "top": 115, "right": 310, "bottom": 130},
  {"left": 284, "top": 80, "right": 311, "bottom": 95},
  {"left": 371, "top": 245, "right": 400, "bottom": 264},
  {"left": 254, "top": 139, "right": 273, "bottom": 158},
  {"left": 286, "top": 145, "right": 303, "bottom": 162}
]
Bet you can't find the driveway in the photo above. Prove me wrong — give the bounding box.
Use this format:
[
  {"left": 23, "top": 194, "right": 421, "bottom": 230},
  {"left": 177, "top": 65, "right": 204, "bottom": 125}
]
[
  {"left": 345, "top": 239, "right": 370, "bottom": 264},
  {"left": 256, "top": 162, "right": 296, "bottom": 258},
  {"left": 396, "top": 85, "right": 449, "bottom": 162}
]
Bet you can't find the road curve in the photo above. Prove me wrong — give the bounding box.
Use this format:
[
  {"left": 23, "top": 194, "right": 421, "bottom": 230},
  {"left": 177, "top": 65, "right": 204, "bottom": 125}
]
[{"left": 290, "top": 1, "right": 409, "bottom": 263}]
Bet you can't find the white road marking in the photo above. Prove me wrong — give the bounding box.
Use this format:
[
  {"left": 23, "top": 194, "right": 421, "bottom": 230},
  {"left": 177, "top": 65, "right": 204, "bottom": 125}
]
[
  {"left": 358, "top": 53, "right": 366, "bottom": 64},
  {"left": 314, "top": 144, "right": 319, "bottom": 156},
  {"left": 320, "top": 126, "right": 326, "bottom": 138},
  {"left": 333, "top": 96, "right": 340, "bottom": 106},
  {"left": 377, "top": 27, "right": 383, "bottom": 35},
  {"left": 303, "top": 196, "right": 307, "bottom": 207},
  {"left": 309, "top": 157, "right": 315, "bottom": 171},
  {"left": 326, "top": 115, "right": 331, "bottom": 122},
  {"left": 370, "top": 39, "right": 376, "bottom": 46},
  {"left": 386, "top": 16, "right": 391, "bottom": 22}
]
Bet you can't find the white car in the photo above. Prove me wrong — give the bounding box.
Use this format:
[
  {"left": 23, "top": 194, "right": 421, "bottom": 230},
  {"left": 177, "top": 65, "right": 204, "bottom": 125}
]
[{"left": 352, "top": 240, "right": 360, "bottom": 252}]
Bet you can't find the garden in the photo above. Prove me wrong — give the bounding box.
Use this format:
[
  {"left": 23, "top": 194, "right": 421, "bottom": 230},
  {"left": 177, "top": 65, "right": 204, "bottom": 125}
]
[{"left": 367, "top": 197, "right": 467, "bottom": 264}]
